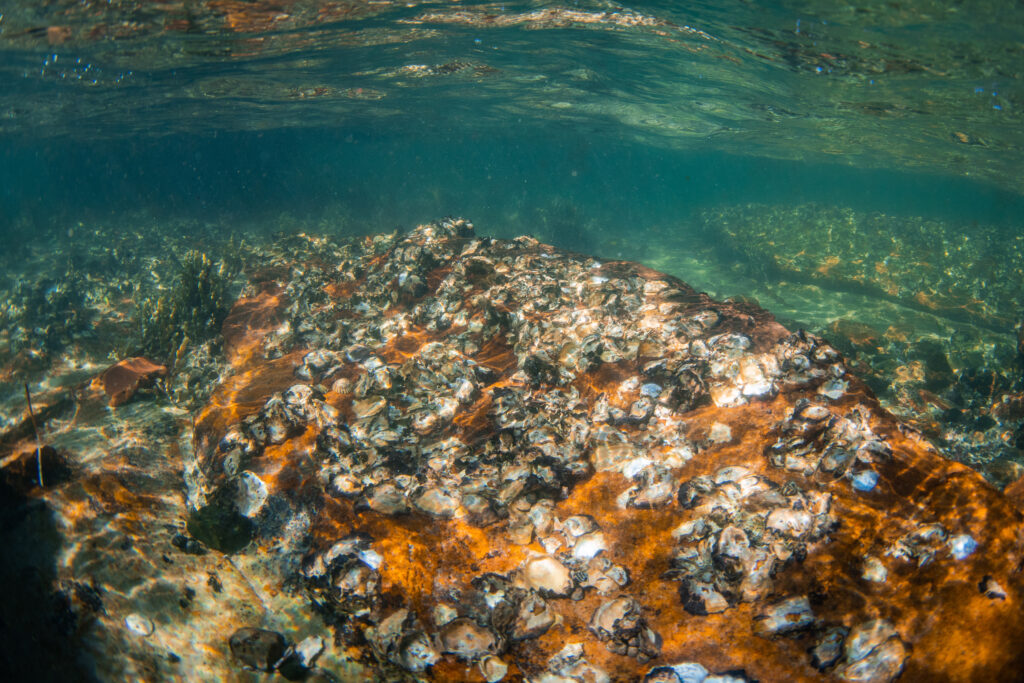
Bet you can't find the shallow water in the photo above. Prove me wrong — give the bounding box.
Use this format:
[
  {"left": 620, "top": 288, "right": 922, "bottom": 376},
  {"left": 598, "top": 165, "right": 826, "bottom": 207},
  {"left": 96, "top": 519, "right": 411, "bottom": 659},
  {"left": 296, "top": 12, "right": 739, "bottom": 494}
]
[{"left": 2, "top": 1, "right": 1024, "bottom": 681}]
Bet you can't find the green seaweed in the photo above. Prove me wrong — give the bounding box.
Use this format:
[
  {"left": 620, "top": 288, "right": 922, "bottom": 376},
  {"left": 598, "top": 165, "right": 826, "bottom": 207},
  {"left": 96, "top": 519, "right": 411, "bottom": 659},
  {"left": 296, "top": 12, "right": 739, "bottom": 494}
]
[{"left": 134, "top": 251, "right": 232, "bottom": 362}]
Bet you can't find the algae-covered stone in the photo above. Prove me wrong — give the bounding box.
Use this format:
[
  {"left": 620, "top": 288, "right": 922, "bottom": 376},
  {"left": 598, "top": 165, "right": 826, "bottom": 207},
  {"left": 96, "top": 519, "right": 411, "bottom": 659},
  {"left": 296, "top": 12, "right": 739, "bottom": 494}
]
[
  {"left": 229, "top": 627, "right": 286, "bottom": 672},
  {"left": 186, "top": 483, "right": 254, "bottom": 554}
]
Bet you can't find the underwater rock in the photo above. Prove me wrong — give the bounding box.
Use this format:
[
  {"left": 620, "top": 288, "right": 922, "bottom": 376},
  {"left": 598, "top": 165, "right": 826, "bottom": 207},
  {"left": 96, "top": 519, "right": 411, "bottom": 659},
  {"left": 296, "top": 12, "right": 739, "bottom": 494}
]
[
  {"left": 644, "top": 662, "right": 710, "bottom": 683},
  {"left": 294, "top": 635, "right": 326, "bottom": 668},
  {"left": 183, "top": 218, "right": 1024, "bottom": 681},
  {"left": 643, "top": 662, "right": 753, "bottom": 683},
  {"left": 753, "top": 596, "right": 816, "bottom": 636},
  {"left": 1, "top": 444, "right": 71, "bottom": 494},
  {"left": 229, "top": 627, "right": 287, "bottom": 672},
  {"left": 185, "top": 483, "right": 255, "bottom": 554},
  {"left": 95, "top": 357, "right": 167, "bottom": 406},
  {"left": 810, "top": 626, "right": 848, "bottom": 670},
  {"left": 836, "top": 620, "right": 907, "bottom": 682}
]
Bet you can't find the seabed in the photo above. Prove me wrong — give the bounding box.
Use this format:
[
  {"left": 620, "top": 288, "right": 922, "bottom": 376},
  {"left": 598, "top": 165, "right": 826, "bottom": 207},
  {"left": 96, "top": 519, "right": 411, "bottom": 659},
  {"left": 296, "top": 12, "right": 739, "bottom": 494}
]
[{"left": 2, "top": 216, "right": 1024, "bottom": 681}]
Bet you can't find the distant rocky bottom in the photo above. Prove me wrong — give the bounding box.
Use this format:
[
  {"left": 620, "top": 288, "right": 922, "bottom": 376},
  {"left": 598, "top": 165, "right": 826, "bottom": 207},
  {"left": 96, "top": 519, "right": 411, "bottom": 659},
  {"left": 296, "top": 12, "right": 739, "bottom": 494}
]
[
  {"left": 700, "top": 203, "right": 1024, "bottom": 485},
  {"left": 2, "top": 218, "right": 1024, "bottom": 681}
]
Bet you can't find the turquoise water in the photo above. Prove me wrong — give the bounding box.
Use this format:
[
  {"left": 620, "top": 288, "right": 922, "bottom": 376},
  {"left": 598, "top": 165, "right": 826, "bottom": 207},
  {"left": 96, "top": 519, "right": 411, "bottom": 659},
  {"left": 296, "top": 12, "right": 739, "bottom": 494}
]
[
  {"left": 2, "top": 0, "right": 1023, "bottom": 469},
  {"left": 3, "top": 132, "right": 1023, "bottom": 239},
  {"left": 1, "top": 0, "right": 1022, "bottom": 229}
]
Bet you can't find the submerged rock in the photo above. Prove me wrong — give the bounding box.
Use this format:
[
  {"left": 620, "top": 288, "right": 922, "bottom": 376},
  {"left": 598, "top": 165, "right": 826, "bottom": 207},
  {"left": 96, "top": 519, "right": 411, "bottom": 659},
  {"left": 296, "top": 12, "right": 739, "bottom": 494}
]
[
  {"left": 94, "top": 357, "right": 167, "bottom": 406},
  {"left": 229, "top": 627, "right": 287, "bottom": 672},
  {"left": 185, "top": 483, "right": 255, "bottom": 554}
]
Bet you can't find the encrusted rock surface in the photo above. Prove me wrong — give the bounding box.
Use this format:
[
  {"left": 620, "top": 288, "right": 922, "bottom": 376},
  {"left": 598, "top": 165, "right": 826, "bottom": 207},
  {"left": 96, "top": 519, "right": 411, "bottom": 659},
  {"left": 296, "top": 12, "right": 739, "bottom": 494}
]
[
  {"left": 178, "top": 218, "right": 1024, "bottom": 681},
  {"left": 3, "top": 217, "right": 1023, "bottom": 681}
]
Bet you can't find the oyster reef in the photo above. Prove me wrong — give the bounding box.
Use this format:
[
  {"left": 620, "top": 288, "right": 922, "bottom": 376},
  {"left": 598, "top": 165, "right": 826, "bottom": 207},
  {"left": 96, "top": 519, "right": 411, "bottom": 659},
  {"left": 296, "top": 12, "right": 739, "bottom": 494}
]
[
  {"left": 168, "top": 219, "right": 1024, "bottom": 680},
  {"left": 4, "top": 0, "right": 1024, "bottom": 678}
]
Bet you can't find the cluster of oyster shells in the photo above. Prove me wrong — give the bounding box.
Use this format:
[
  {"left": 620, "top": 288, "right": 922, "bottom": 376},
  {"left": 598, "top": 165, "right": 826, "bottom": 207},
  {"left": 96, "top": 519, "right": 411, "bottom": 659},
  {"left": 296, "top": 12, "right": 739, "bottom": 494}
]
[
  {"left": 211, "top": 218, "right": 741, "bottom": 531},
  {"left": 766, "top": 395, "right": 893, "bottom": 490},
  {"left": 185, "top": 218, "right": 1015, "bottom": 682},
  {"left": 301, "top": 534, "right": 383, "bottom": 619},
  {"left": 667, "top": 465, "right": 836, "bottom": 614},
  {"left": 299, "top": 513, "right": 646, "bottom": 678}
]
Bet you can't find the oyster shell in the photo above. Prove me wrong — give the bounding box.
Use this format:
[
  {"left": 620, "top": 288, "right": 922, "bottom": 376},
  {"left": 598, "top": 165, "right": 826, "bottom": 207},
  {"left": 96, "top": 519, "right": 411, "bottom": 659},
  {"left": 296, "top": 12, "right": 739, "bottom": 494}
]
[
  {"left": 439, "top": 618, "right": 499, "bottom": 661},
  {"left": 753, "top": 596, "right": 816, "bottom": 636},
  {"left": 589, "top": 596, "right": 661, "bottom": 661},
  {"left": 519, "top": 555, "right": 574, "bottom": 598}
]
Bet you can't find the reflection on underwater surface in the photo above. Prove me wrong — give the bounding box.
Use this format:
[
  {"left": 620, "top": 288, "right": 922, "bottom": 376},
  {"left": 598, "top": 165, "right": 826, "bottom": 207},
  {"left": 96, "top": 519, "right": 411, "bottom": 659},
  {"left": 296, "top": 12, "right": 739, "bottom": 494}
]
[
  {"left": 1, "top": 0, "right": 1023, "bottom": 193},
  {"left": 1, "top": 0, "right": 1024, "bottom": 681}
]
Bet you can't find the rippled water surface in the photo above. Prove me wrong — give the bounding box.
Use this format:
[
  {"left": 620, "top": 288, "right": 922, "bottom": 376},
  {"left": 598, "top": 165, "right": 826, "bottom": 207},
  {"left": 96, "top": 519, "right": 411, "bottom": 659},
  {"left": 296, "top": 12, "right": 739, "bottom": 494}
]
[{"left": 3, "top": 0, "right": 1023, "bottom": 191}]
